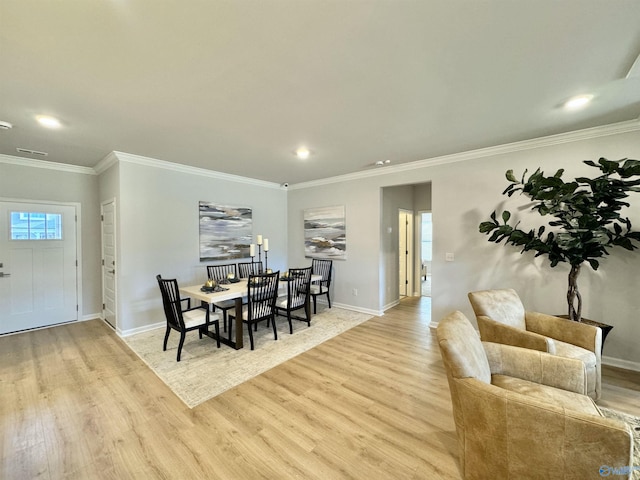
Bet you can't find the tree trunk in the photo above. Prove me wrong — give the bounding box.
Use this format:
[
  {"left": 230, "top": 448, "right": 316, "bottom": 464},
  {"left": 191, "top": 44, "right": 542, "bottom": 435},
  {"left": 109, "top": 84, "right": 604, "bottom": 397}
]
[{"left": 567, "top": 264, "right": 582, "bottom": 321}]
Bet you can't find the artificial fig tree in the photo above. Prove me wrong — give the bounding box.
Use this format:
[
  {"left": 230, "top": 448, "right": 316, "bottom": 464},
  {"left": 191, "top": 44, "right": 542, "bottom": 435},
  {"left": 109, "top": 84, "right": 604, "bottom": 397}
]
[{"left": 479, "top": 157, "right": 640, "bottom": 321}]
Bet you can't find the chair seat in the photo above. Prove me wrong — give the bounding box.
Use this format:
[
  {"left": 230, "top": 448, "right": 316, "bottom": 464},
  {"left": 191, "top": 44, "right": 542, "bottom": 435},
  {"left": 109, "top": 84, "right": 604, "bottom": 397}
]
[
  {"left": 309, "top": 285, "right": 328, "bottom": 294},
  {"left": 554, "top": 340, "right": 596, "bottom": 368},
  {"left": 183, "top": 308, "right": 220, "bottom": 329},
  {"left": 492, "top": 375, "right": 601, "bottom": 416},
  {"left": 213, "top": 299, "right": 235, "bottom": 309}
]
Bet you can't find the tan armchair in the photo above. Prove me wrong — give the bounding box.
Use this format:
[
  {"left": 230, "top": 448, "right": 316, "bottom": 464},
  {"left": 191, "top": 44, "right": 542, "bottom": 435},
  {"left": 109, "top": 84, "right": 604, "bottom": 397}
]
[
  {"left": 468, "top": 288, "right": 601, "bottom": 400},
  {"left": 437, "top": 311, "right": 632, "bottom": 480}
]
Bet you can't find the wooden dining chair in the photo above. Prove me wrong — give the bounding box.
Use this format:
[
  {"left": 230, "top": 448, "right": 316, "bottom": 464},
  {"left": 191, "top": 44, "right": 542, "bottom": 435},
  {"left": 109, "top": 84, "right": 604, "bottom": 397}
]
[
  {"left": 237, "top": 261, "right": 264, "bottom": 278},
  {"left": 306, "top": 258, "right": 332, "bottom": 314},
  {"left": 206, "top": 263, "right": 238, "bottom": 333},
  {"left": 156, "top": 274, "right": 221, "bottom": 361},
  {"left": 229, "top": 271, "right": 279, "bottom": 350},
  {"left": 275, "top": 266, "right": 312, "bottom": 333}
]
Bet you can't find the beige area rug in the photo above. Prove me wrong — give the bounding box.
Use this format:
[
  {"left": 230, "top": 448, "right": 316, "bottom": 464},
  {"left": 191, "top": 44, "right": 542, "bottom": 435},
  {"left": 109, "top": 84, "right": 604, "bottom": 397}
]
[
  {"left": 601, "top": 407, "right": 640, "bottom": 479},
  {"left": 124, "top": 307, "right": 372, "bottom": 408}
]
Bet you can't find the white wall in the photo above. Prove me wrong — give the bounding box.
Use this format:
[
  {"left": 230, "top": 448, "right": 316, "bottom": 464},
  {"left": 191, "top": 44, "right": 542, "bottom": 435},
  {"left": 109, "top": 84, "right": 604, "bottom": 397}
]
[
  {"left": 0, "top": 158, "right": 102, "bottom": 318},
  {"left": 110, "top": 155, "right": 288, "bottom": 334},
  {"left": 288, "top": 125, "right": 640, "bottom": 367}
]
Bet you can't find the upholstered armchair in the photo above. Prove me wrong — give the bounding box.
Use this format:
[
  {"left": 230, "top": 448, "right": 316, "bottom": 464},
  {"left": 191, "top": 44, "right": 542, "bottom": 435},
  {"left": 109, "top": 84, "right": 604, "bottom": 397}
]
[
  {"left": 468, "top": 288, "right": 601, "bottom": 400},
  {"left": 437, "top": 311, "right": 632, "bottom": 480}
]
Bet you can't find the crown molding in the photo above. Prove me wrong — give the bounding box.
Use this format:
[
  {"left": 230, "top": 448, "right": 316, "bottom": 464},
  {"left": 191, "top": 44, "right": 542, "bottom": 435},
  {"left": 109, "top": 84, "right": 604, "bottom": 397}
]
[
  {"left": 93, "top": 151, "right": 119, "bottom": 174},
  {"left": 0, "top": 153, "right": 96, "bottom": 175},
  {"left": 290, "top": 118, "right": 640, "bottom": 189},
  {"left": 112, "top": 151, "right": 283, "bottom": 189}
]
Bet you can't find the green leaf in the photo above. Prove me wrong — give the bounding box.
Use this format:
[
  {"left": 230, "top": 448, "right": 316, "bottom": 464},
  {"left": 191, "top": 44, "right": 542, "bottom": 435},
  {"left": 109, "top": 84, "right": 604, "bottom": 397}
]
[
  {"left": 502, "top": 211, "right": 511, "bottom": 223},
  {"left": 505, "top": 169, "right": 517, "bottom": 182}
]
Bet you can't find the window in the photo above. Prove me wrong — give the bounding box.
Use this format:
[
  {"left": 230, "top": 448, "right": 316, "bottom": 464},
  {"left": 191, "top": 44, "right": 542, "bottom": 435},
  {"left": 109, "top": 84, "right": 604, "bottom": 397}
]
[{"left": 11, "top": 212, "right": 62, "bottom": 240}]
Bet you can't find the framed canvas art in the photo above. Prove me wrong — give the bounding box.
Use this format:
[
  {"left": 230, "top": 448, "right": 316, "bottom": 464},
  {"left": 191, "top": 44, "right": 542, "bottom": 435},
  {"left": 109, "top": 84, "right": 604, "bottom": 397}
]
[
  {"left": 304, "top": 205, "right": 346, "bottom": 260},
  {"left": 199, "top": 202, "right": 252, "bottom": 261}
]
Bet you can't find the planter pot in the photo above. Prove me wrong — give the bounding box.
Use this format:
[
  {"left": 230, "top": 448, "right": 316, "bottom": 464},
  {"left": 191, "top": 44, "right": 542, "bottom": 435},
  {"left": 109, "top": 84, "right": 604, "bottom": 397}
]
[{"left": 557, "top": 315, "right": 613, "bottom": 354}]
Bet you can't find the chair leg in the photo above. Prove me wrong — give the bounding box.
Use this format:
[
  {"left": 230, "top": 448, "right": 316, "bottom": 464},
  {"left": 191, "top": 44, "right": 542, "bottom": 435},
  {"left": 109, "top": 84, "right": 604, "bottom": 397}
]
[
  {"left": 222, "top": 310, "right": 227, "bottom": 333},
  {"left": 271, "top": 315, "right": 278, "bottom": 340},
  {"left": 177, "top": 332, "right": 186, "bottom": 362},
  {"left": 313, "top": 295, "right": 317, "bottom": 314},
  {"left": 214, "top": 321, "right": 221, "bottom": 348},
  {"left": 326, "top": 292, "right": 331, "bottom": 309},
  {"left": 248, "top": 322, "right": 255, "bottom": 350},
  {"left": 163, "top": 326, "right": 171, "bottom": 351},
  {"left": 287, "top": 311, "right": 293, "bottom": 334}
]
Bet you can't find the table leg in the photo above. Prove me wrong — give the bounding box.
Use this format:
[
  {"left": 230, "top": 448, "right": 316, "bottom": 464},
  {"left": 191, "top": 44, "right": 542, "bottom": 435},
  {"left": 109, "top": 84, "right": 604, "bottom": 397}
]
[{"left": 234, "top": 297, "right": 243, "bottom": 349}]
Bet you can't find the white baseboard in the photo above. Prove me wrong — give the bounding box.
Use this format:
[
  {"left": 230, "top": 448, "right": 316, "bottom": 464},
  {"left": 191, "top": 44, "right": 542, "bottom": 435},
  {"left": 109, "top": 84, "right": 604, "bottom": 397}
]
[
  {"left": 602, "top": 355, "right": 640, "bottom": 373},
  {"left": 329, "top": 301, "right": 383, "bottom": 317},
  {"left": 119, "top": 321, "right": 164, "bottom": 338},
  {"left": 81, "top": 313, "right": 102, "bottom": 321}
]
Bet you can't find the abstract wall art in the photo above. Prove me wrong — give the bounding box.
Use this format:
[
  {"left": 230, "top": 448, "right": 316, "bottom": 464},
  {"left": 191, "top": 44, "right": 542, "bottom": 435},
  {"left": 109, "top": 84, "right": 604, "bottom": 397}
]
[
  {"left": 199, "top": 202, "right": 252, "bottom": 261},
  {"left": 304, "top": 205, "right": 346, "bottom": 260}
]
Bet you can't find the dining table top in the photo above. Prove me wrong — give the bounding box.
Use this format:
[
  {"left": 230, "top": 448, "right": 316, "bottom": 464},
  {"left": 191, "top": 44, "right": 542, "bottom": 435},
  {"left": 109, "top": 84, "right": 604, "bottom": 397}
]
[{"left": 180, "top": 274, "right": 323, "bottom": 304}]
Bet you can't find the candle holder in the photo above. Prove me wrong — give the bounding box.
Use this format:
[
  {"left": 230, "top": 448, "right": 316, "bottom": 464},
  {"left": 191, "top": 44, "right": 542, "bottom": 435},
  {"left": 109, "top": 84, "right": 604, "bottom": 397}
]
[
  {"left": 257, "top": 244, "right": 262, "bottom": 264},
  {"left": 264, "top": 250, "right": 268, "bottom": 271}
]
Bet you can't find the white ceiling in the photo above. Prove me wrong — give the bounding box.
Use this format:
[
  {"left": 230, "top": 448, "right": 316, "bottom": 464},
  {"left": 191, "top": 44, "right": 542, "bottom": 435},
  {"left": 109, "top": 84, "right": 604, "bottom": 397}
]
[{"left": 1, "top": 1, "right": 640, "bottom": 185}]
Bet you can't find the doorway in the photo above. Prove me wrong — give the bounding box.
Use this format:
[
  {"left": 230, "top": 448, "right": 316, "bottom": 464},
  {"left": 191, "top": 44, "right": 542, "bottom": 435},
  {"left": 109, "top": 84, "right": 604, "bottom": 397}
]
[
  {"left": 0, "top": 200, "right": 79, "bottom": 334},
  {"left": 420, "top": 212, "right": 432, "bottom": 297}
]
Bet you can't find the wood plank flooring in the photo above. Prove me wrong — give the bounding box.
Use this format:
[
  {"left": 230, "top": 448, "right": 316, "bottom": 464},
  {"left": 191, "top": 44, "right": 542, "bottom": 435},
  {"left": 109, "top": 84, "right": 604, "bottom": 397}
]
[{"left": 1, "top": 297, "right": 638, "bottom": 479}]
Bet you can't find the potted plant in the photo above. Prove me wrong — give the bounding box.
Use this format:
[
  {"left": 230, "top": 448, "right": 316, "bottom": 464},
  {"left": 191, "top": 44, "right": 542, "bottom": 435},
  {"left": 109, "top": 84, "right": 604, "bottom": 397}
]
[{"left": 479, "top": 157, "right": 640, "bottom": 323}]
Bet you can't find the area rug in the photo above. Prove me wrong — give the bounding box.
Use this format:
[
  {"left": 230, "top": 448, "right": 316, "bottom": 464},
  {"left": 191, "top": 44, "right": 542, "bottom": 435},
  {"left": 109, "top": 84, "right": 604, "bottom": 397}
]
[
  {"left": 601, "top": 407, "right": 640, "bottom": 479},
  {"left": 124, "top": 307, "right": 372, "bottom": 408}
]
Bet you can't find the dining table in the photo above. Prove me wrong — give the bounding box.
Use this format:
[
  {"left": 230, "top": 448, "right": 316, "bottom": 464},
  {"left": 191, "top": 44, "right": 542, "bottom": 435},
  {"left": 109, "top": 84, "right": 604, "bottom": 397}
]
[{"left": 180, "top": 274, "right": 322, "bottom": 350}]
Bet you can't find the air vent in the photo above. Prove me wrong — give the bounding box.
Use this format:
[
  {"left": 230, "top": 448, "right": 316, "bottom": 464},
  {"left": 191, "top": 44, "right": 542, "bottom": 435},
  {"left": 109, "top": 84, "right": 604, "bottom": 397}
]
[{"left": 16, "top": 148, "right": 48, "bottom": 156}]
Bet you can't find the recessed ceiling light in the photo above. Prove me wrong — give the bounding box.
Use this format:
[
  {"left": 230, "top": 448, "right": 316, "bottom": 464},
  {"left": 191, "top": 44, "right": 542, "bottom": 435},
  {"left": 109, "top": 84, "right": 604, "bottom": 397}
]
[
  {"left": 36, "top": 115, "right": 62, "bottom": 128},
  {"left": 0, "top": 120, "right": 13, "bottom": 130},
  {"left": 564, "top": 95, "right": 593, "bottom": 110},
  {"left": 296, "top": 147, "right": 310, "bottom": 160},
  {"left": 375, "top": 159, "right": 392, "bottom": 167}
]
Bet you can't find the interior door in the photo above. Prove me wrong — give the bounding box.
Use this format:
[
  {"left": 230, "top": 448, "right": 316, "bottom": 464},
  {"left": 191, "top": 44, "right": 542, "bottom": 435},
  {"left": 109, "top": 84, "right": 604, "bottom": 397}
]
[
  {"left": 101, "top": 200, "right": 117, "bottom": 329},
  {"left": 398, "top": 209, "right": 414, "bottom": 297},
  {"left": 0, "top": 201, "right": 78, "bottom": 334}
]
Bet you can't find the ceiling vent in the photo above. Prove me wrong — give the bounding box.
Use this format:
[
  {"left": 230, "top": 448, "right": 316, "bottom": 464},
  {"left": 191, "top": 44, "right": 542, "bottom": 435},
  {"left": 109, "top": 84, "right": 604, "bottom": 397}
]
[{"left": 16, "top": 148, "right": 48, "bottom": 157}]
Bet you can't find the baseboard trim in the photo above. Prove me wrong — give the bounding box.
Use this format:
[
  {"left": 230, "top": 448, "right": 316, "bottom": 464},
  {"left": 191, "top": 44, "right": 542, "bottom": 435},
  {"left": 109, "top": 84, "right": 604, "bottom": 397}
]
[
  {"left": 329, "top": 301, "right": 383, "bottom": 317},
  {"left": 119, "top": 321, "right": 165, "bottom": 338},
  {"left": 602, "top": 355, "right": 640, "bottom": 373}
]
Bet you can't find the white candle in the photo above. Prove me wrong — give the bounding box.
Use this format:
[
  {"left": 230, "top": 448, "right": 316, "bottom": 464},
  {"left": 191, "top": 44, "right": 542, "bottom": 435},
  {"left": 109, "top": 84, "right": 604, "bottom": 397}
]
[
  {"left": 249, "top": 244, "right": 255, "bottom": 257},
  {"left": 264, "top": 238, "right": 269, "bottom": 251},
  {"left": 257, "top": 235, "right": 263, "bottom": 245}
]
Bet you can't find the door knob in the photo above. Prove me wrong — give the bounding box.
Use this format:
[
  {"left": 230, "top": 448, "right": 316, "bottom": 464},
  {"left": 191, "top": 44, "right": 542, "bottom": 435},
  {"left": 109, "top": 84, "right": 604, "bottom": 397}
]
[
  {"left": 109, "top": 269, "right": 115, "bottom": 274},
  {"left": 0, "top": 272, "right": 11, "bottom": 278}
]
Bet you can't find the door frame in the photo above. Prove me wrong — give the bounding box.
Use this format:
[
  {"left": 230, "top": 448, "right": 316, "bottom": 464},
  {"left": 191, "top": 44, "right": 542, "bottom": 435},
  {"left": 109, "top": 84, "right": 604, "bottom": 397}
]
[
  {"left": 0, "top": 197, "right": 83, "bottom": 331},
  {"left": 101, "top": 198, "right": 117, "bottom": 330}
]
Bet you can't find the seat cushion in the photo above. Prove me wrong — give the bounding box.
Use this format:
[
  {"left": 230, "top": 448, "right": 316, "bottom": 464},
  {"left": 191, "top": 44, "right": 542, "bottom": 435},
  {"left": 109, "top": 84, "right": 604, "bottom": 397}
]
[
  {"left": 309, "top": 285, "right": 328, "bottom": 294},
  {"left": 182, "top": 309, "right": 212, "bottom": 329},
  {"left": 213, "top": 299, "right": 235, "bottom": 310},
  {"left": 492, "top": 374, "right": 601, "bottom": 416}
]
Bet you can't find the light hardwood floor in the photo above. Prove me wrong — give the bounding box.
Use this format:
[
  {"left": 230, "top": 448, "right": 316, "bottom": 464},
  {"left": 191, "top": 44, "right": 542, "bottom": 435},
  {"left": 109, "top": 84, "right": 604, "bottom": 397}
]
[{"left": 1, "top": 297, "right": 638, "bottom": 479}]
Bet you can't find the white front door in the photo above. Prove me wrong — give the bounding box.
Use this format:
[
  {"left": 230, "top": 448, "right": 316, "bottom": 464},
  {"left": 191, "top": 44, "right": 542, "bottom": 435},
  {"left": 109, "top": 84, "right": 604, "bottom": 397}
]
[
  {"left": 101, "top": 200, "right": 117, "bottom": 329},
  {"left": 0, "top": 201, "right": 78, "bottom": 334}
]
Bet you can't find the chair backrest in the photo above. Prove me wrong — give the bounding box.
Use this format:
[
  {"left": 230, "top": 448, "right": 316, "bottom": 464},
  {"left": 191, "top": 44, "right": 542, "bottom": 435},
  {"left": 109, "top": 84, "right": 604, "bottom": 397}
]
[
  {"left": 156, "top": 274, "right": 185, "bottom": 330},
  {"left": 287, "top": 266, "right": 312, "bottom": 309},
  {"left": 207, "top": 263, "right": 237, "bottom": 281},
  {"left": 247, "top": 271, "right": 279, "bottom": 320},
  {"left": 311, "top": 258, "right": 332, "bottom": 286},
  {"left": 468, "top": 288, "right": 527, "bottom": 330},
  {"left": 238, "top": 261, "right": 264, "bottom": 278},
  {"left": 436, "top": 310, "right": 491, "bottom": 383}
]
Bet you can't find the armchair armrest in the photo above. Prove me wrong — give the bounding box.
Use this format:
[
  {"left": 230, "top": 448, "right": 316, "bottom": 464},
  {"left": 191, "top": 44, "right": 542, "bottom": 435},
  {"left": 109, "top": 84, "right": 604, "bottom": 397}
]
[
  {"left": 483, "top": 341, "right": 587, "bottom": 394},
  {"left": 180, "top": 297, "right": 191, "bottom": 309},
  {"left": 525, "top": 311, "right": 601, "bottom": 355},
  {"left": 477, "top": 315, "right": 553, "bottom": 353}
]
